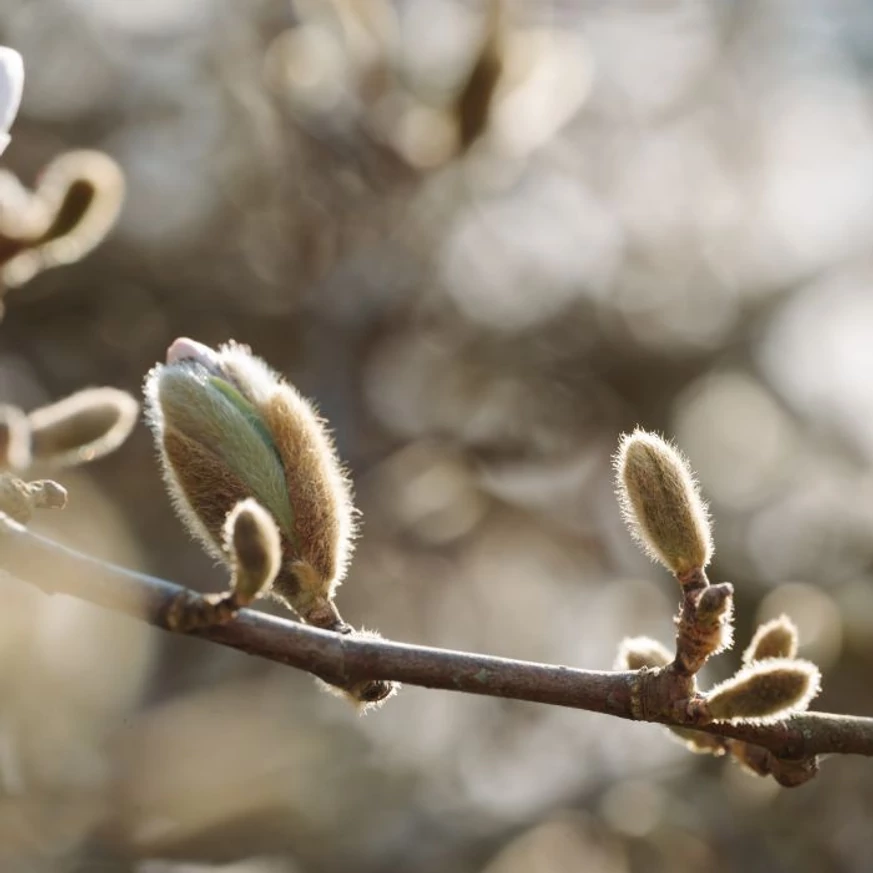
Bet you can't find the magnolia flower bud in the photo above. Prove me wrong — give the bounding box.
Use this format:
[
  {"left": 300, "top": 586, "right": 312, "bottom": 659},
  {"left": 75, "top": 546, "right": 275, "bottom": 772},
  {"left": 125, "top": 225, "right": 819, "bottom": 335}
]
[
  {"left": 705, "top": 658, "right": 821, "bottom": 725},
  {"left": 614, "top": 428, "right": 713, "bottom": 580},
  {"left": 615, "top": 636, "right": 672, "bottom": 671},
  {"left": 315, "top": 629, "right": 399, "bottom": 713},
  {"left": 144, "top": 338, "right": 357, "bottom": 632},
  {"left": 0, "top": 47, "right": 23, "bottom": 156},
  {"left": 742, "top": 614, "right": 799, "bottom": 665}
]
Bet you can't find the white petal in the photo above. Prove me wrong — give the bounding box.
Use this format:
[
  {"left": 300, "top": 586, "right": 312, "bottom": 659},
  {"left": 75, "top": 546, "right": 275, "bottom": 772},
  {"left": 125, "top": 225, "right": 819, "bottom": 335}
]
[{"left": 0, "top": 47, "right": 24, "bottom": 154}]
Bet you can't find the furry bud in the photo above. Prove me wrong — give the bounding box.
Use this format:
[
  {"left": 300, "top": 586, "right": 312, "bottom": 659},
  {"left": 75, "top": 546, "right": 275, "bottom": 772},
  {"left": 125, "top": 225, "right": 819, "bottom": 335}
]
[
  {"left": 224, "top": 499, "right": 281, "bottom": 605},
  {"left": 670, "top": 727, "right": 728, "bottom": 756},
  {"left": 27, "top": 387, "right": 139, "bottom": 467},
  {"left": 694, "top": 582, "right": 735, "bottom": 655},
  {"left": 614, "top": 429, "right": 712, "bottom": 579},
  {"left": 615, "top": 636, "right": 672, "bottom": 670},
  {"left": 314, "top": 629, "right": 399, "bottom": 712},
  {"left": 705, "top": 658, "right": 821, "bottom": 725},
  {"left": 144, "top": 338, "right": 357, "bottom": 631},
  {"left": 742, "top": 614, "right": 799, "bottom": 665}
]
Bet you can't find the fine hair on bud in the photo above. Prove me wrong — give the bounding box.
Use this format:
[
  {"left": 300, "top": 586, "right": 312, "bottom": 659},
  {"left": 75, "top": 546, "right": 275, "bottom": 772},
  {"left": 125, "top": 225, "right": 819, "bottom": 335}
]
[
  {"left": 224, "top": 498, "right": 281, "bottom": 605},
  {"left": 144, "top": 338, "right": 357, "bottom": 630},
  {"left": 27, "top": 387, "right": 139, "bottom": 467},
  {"left": 669, "top": 727, "right": 728, "bottom": 757},
  {"left": 614, "top": 428, "right": 713, "bottom": 579},
  {"left": 615, "top": 636, "right": 672, "bottom": 671},
  {"left": 705, "top": 658, "right": 822, "bottom": 725},
  {"left": 314, "top": 630, "right": 400, "bottom": 713},
  {"left": 743, "top": 614, "right": 799, "bottom": 665},
  {"left": 695, "top": 583, "right": 735, "bottom": 656}
]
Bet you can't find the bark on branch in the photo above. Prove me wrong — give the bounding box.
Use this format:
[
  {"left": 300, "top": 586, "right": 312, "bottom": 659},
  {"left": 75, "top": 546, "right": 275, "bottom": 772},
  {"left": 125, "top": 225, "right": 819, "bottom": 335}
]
[{"left": 2, "top": 515, "right": 872, "bottom": 762}]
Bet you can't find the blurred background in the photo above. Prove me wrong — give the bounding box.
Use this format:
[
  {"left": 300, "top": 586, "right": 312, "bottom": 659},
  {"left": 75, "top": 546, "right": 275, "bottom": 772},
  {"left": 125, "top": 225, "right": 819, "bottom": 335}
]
[{"left": 2, "top": 0, "right": 873, "bottom": 870}]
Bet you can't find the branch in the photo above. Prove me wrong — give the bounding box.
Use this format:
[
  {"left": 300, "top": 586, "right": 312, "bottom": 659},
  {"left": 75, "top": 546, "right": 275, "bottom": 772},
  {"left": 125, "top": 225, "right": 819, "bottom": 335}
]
[{"left": 2, "top": 515, "right": 872, "bottom": 763}]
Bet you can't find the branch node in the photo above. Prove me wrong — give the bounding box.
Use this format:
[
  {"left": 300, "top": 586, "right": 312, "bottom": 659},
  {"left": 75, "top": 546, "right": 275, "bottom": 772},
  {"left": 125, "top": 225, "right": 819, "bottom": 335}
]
[
  {"left": 674, "top": 581, "right": 734, "bottom": 676},
  {"left": 164, "top": 589, "right": 239, "bottom": 632}
]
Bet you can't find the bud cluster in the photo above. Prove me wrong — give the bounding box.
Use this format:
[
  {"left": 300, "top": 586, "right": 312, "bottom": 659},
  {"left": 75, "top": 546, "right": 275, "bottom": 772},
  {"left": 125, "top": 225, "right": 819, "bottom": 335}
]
[{"left": 614, "top": 427, "right": 824, "bottom": 783}]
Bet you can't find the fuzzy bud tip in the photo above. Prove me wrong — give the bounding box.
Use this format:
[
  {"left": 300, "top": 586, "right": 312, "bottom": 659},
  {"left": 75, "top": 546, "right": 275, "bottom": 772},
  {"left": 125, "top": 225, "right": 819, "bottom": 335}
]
[
  {"left": 743, "top": 614, "right": 799, "bottom": 665},
  {"left": 225, "top": 498, "right": 281, "bottom": 604},
  {"left": 614, "top": 428, "right": 713, "bottom": 579},
  {"left": 315, "top": 628, "right": 400, "bottom": 712},
  {"left": 615, "top": 636, "right": 673, "bottom": 671},
  {"left": 694, "top": 582, "right": 735, "bottom": 655}
]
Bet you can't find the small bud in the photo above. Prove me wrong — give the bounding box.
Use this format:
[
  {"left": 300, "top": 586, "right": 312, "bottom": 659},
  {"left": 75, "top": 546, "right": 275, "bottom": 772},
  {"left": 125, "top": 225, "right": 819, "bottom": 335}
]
[
  {"left": 669, "top": 728, "right": 728, "bottom": 756},
  {"left": 27, "top": 387, "right": 139, "bottom": 467},
  {"left": 314, "top": 629, "right": 399, "bottom": 713},
  {"left": 615, "top": 636, "right": 730, "bottom": 755},
  {"left": 742, "top": 614, "right": 799, "bottom": 665},
  {"left": 144, "top": 338, "right": 357, "bottom": 631},
  {"left": 615, "top": 636, "right": 672, "bottom": 670},
  {"left": 0, "top": 404, "right": 31, "bottom": 470},
  {"left": 694, "top": 582, "right": 735, "bottom": 655},
  {"left": 729, "top": 741, "right": 819, "bottom": 786},
  {"left": 614, "top": 429, "right": 712, "bottom": 579},
  {"left": 705, "top": 658, "right": 821, "bottom": 725},
  {"left": 224, "top": 498, "right": 281, "bottom": 606}
]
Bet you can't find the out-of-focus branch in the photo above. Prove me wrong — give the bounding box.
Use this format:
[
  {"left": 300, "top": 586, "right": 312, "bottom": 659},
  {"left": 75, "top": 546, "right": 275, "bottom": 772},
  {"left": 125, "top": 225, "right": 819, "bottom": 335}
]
[{"left": 2, "top": 515, "right": 872, "bottom": 764}]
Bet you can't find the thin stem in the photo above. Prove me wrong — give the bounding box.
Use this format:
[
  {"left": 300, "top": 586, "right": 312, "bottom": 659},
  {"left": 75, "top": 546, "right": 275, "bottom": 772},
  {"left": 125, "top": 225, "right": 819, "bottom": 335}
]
[{"left": 3, "top": 515, "right": 873, "bottom": 761}]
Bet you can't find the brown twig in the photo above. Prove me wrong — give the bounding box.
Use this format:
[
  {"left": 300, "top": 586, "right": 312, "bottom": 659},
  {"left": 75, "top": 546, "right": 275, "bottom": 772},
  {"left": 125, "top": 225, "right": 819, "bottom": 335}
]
[{"left": 2, "top": 514, "right": 873, "bottom": 762}]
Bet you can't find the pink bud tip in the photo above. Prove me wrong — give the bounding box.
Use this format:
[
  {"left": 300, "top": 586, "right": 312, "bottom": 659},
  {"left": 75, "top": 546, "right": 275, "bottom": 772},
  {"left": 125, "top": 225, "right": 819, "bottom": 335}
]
[{"left": 166, "top": 337, "right": 222, "bottom": 369}]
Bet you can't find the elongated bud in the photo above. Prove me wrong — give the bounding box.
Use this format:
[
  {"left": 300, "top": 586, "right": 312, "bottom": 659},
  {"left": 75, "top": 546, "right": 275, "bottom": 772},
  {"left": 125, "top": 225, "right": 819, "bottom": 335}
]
[
  {"left": 27, "top": 387, "right": 139, "bottom": 467},
  {"left": 224, "top": 499, "right": 281, "bottom": 606},
  {"left": 144, "top": 338, "right": 357, "bottom": 632},
  {"left": 742, "top": 615, "right": 799, "bottom": 665},
  {"left": 614, "top": 429, "right": 712, "bottom": 580},
  {"left": 705, "top": 658, "right": 821, "bottom": 724},
  {"left": 615, "top": 636, "right": 672, "bottom": 670}
]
